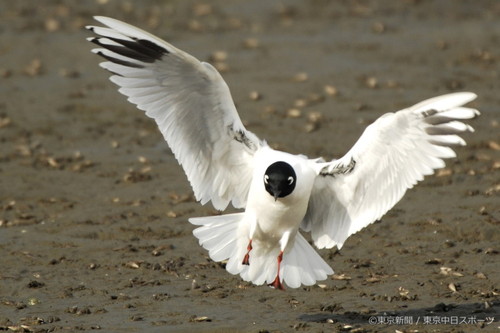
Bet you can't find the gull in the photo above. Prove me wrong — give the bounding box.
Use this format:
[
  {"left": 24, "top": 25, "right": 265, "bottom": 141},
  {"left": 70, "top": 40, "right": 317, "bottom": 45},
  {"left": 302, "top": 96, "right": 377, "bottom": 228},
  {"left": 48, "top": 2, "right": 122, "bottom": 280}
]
[{"left": 87, "top": 16, "right": 479, "bottom": 290}]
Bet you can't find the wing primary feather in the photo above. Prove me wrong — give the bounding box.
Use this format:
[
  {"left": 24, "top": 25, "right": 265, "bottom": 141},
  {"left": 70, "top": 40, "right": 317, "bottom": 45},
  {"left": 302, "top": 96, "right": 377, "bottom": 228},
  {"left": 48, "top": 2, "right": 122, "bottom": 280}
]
[
  {"left": 90, "top": 37, "right": 166, "bottom": 63},
  {"left": 94, "top": 50, "right": 144, "bottom": 68},
  {"left": 425, "top": 121, "right": 472, "bottom": 135}
]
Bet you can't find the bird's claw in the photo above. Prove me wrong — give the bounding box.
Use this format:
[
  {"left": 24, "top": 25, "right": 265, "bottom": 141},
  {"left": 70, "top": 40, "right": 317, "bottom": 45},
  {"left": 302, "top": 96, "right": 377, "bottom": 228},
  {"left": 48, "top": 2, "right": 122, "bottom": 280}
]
[{"left": 268, "top": 276, "right": 285, "bottom": 290}]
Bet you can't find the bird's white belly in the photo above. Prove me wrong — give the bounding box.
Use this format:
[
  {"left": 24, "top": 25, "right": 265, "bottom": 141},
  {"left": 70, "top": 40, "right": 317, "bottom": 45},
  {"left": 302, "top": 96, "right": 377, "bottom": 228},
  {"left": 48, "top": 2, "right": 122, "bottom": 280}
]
[
  {"left": 253, "top": 197, "right": 307, "bottom": 237},
  {"left": 243, "top": 176, "right": 312, "bottom": 256}
]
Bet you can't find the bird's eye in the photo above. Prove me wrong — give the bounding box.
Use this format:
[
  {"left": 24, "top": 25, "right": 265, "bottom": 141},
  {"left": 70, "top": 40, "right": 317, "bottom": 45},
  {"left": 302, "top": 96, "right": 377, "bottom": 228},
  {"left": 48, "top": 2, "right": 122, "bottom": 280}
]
[
  {"left": 288, "top": 176, "right": 294, "bottom": 185},
  {"left": 264, "top": 174, "right": 269, "bottom": 184}
]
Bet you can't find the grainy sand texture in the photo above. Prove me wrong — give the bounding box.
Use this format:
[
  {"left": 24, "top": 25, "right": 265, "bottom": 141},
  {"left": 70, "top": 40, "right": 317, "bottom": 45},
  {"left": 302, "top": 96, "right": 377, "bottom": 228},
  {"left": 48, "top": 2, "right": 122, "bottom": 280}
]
[{"left": 0, "top": 1, "right": 499, "bottom": 332}]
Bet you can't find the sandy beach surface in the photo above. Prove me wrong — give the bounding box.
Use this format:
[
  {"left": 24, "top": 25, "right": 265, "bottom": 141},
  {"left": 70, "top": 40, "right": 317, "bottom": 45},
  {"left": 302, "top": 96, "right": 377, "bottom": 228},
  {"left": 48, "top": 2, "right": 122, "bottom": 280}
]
[{"left": 1, "top": 1, "right": 499, "bottom": 332}]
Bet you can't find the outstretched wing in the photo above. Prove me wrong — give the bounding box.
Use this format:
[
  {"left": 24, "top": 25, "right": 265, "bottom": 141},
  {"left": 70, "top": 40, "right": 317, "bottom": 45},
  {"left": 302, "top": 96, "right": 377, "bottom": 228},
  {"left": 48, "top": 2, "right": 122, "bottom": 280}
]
[
  {"left": 87, "top": 16, "right": 262, "bottom": 210},
  {"left": 302, "top": 92, "right": 479, "bottom": 249}
]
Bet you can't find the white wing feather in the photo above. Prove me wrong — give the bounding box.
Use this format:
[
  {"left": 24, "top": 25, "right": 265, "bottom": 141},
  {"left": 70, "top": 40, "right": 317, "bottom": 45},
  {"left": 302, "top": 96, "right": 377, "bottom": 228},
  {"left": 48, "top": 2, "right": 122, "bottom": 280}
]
[
  {"left": 87, "top": 16, "right": 261, "bottom": 210},
  {"left": 302, "top": 92, "right": 479, "bottom": 249}
]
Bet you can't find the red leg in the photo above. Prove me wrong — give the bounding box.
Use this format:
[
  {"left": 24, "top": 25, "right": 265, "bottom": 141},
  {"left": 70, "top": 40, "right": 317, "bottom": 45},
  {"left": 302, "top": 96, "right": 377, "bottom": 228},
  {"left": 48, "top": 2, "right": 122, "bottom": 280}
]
[
  {"left": 268, "top": 251, "right": 285, "bottom": 290},
  {"left": 242, "top": 239, "right": 252, "bottom": 265}
]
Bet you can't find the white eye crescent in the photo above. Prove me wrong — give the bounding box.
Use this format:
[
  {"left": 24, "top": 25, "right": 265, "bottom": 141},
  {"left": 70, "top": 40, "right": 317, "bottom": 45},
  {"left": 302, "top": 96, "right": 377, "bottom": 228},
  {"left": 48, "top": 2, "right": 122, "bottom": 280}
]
[
  {"left": 287, "top": 176, "right": 294, "bottom": 185},
  {"left": 264, "top": 174, "right": 269, "bottom": 184}
]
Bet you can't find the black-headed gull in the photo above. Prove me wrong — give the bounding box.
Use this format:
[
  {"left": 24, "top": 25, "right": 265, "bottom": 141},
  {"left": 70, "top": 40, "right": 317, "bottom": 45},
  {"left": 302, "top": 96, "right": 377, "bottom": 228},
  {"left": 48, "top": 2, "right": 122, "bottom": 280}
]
[{"left": 87, "top": 17, "right": 479, "bottom": 290}]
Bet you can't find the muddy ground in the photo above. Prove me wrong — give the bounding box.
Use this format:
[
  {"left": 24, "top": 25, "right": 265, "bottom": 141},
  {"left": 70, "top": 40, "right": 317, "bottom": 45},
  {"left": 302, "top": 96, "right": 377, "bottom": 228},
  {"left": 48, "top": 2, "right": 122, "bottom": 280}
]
[{"left": 0, "top": 1, "right": 499, "bottom": 332}]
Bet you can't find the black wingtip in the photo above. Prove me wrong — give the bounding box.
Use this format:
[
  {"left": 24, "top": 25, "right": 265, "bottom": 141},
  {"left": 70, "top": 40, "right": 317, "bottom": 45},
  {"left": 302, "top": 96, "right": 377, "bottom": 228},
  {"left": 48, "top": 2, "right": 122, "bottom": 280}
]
[
  {"left": 89, "top": 37, "right": 100, "bottom": 45},
  {"left": 89, "top": 36, "right": 168, "bottom": 64},
  {"left": 88, "top": 20, "right": 170, "bottom": 65},
  {"left": 95, "top": 51, "right": 145, "bottom": 69}
]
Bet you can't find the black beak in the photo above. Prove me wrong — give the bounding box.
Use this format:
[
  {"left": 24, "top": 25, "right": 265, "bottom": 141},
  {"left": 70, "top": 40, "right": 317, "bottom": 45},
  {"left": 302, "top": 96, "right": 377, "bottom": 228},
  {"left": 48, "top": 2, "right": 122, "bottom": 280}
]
[{"left": 272, "top": 188, "right": 281, "bottom": 201}]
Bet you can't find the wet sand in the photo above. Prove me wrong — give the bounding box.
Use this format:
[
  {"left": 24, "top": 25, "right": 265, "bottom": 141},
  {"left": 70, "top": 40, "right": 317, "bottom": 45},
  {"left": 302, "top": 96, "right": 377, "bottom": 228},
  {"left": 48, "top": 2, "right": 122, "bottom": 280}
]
[{"left": 0, "top": 1, "right": 499, "bottom": 332}]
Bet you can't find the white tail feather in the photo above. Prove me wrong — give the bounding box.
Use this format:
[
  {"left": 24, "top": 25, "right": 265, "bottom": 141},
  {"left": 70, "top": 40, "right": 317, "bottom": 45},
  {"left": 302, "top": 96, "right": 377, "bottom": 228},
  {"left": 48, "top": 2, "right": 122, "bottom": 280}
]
[
  {"left": 191, "top": 214, "right": 333, "bottom": 288},
  {"left": 282, "top": 233, "right": 334, "bottom": 288},
  {"left": 191, "top": 213, "right": 244, "bottom": 262}
]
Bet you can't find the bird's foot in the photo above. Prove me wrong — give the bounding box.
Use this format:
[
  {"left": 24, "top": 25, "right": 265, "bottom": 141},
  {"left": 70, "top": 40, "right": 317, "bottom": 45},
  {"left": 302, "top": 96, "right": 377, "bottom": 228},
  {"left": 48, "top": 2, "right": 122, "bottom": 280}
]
[
  {"left": 242, "top": 239, "right": 252, "bottom": 265},
  {"left": 267, "top": 250, "right": 285, "bottom": 290},
  {"left": 242, "top": 253, "right": 250, "bottom": 265},
  {"left": 268, "top": 276, "right": 285, "bottom": 290}
]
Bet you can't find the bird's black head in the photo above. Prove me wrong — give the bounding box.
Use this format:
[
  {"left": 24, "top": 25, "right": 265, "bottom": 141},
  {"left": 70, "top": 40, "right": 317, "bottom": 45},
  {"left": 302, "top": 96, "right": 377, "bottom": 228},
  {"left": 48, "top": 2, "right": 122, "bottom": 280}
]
[{"left": 263, "top": 161, "right": 296, "bottom": 201}]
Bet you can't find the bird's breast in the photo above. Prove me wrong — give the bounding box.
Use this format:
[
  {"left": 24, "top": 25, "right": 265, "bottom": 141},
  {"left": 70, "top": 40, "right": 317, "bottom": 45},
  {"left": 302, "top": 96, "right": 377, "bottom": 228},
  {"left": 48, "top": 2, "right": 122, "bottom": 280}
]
[{"left": 247, "top": 189, "right": 309, "bottom": 237}]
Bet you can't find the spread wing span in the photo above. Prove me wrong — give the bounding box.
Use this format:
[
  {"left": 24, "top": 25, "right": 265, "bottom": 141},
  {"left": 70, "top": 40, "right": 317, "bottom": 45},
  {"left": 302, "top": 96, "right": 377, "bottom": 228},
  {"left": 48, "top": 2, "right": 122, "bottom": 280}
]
[
  {"left": 87, "top": 16, "right": 261, "bottom": 210},
  {"left": 302, "top": 92, "right": 479, "bottom": 249}
]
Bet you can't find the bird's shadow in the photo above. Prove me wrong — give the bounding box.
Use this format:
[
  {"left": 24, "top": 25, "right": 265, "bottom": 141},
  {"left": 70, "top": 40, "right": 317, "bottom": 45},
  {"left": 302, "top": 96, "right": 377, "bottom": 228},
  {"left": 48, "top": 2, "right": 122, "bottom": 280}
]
[{"left": 300, "top": 299, "right": 500, "bottom": 325}]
